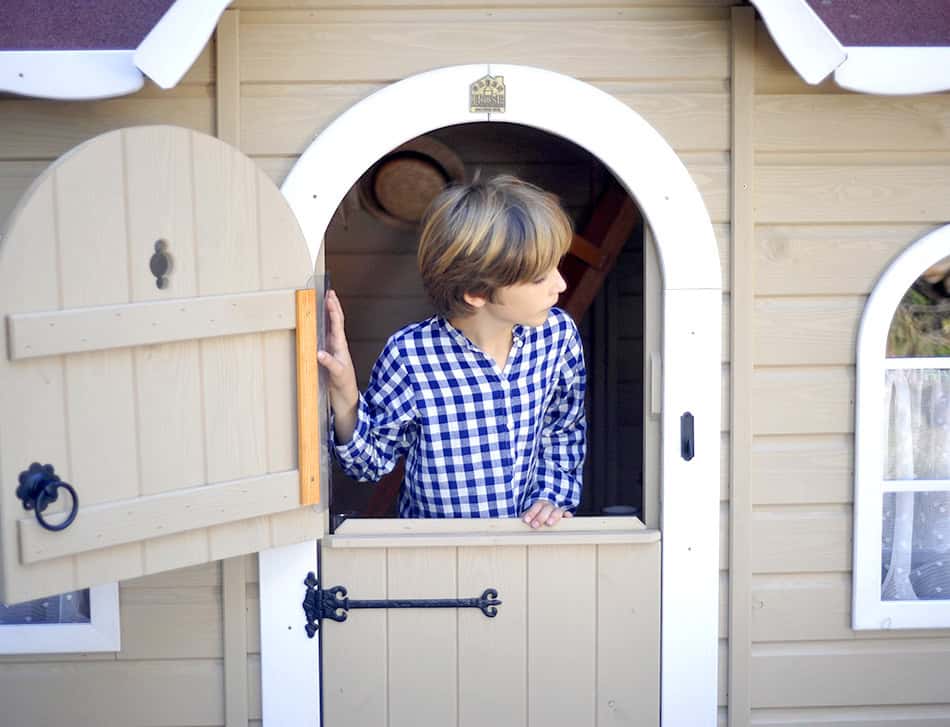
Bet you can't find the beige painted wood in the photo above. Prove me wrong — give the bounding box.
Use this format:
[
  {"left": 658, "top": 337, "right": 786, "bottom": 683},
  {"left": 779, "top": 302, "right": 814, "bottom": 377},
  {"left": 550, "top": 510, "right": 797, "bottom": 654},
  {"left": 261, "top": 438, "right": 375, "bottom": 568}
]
[
  {"left": 528, "top": 545, "right": 596, "bottom": 724},
  {"left": 239, "top": 11, "right": 729, "bottom": 83},
  {"left": 752, "top": 368, "right": 854, "bottom": 436},
  {"left": 322, "top": 538, "right": 660, "bottom": 727},
  {"left": 752, "top": 435, "right": 853, "bottom": 506},
  {"left": 750, "top": 704, "right": 950, "bottom": 726},
  {"left": 236, "top": 0, "right": 735, "bottom": 8},
  {"left": 751, "top": 639, "right": 950, "bottom": 708},
  {"left": 217, "top": 9, "right": 241, "bottom": 148},
  {"left": 0, "top": 660, "right": 224, "bottom": 725},
  {"left": 241, "top": 82, "right": 729, "bottom": 156},
  {"left": 321, "top": 547, "right": 388, "bottom": 727},
  {"left": 0, "top": 126, "right": 315, "bottom": 604},
  {"left": 7, "top": 290, "right": 297, "bottom": 359},
  {"left": 753, "top": 297, "right": 864, "bottom": 366},
  {"left": 729, "top": 9, "right": 755, "bottom": 727},
  {"left": 223, "top": 557, "right": 249, "bottom": 727},
  {"left": 388, "top": 547, "right": 458, "bottom": 726},
  {"left": 756, "top": 163, "right": 950, "bottom": 224},
  {"left": 18, "top": 471, "right": 299, "bottom": 564},
  {"left": 751, "top": 506, "right": 851, "bottom": 574},
  {"left": 598, "top": 543, "right": 661, "bottom": 725},
  {"left": 458, "top": 546, "right": 527, "bottom": 726},
  {"left": 0, "top": 90, "right": 215, "bottom": 160},
  {"left": 643, "top": 232, "right": 661, "bottom": 528},
  {"left": 755, "top": 94, "right": 950, "bottom": 153},
  {"left": 751, "top": 573, "right": 950, "bottom": 643},
  {"left": 755, "top": 224, "right": 931, "bottom": 296}
]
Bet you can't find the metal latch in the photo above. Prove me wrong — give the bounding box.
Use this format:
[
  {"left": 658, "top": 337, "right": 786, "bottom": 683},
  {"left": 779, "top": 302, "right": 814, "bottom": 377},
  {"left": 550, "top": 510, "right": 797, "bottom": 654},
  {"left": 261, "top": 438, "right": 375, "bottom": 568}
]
[{"left": 302, "top": 572, "right": 501, "bottom": 637}]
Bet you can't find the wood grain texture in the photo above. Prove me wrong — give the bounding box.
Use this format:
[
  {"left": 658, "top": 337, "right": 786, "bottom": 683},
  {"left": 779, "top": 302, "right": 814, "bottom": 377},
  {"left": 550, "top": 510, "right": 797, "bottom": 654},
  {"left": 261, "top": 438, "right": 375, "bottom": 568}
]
[
  {"left": 238, "top": 12, "right": 730, "bottom": 83},
  {"left": 751, "top": 506, "right": 851, "bottom": 574},
  {"left": 295, "top": 289, "right": 320, "bottom": 505},
  {"left": 751, "top": 435, "right": 853, "bottom": 506},
  {"left": 756, "top": 163, "right": 950, "bottom": 224},
  {"left": 752, "top": 367, "right": 854, "bottom": 436},
  {"left": 528, "top": 545, "right": 596, "bottom": 726},
  {"left": 755, "top": 94, "right": 950, "bottom": 153},
  {"left": 751, "top": 639, "right": 950, "bottom": 708},
  {"left": 7, "top": 290, "right": 297, "bottom": 359},
  {"left": 753, "top": 297, "right": 864, "bottom": 366},
  {"left": 755, "top": 224, "right": 933, "bottom": 296}
]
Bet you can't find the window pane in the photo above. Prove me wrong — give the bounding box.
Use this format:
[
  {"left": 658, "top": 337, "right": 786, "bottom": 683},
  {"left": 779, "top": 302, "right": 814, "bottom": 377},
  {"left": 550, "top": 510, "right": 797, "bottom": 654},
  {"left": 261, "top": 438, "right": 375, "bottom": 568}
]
[
  {"left": 884, "top": 369, "right": 950, "bottom": 480},
  {"left": 0, "top": 590, "right": 91, "bottom": 625},
  {"left": 882, "top": 492, "right": 950, "bottom": 601},
  {"left": 887, "top": 256, "right": 950, "bottom": 357}
]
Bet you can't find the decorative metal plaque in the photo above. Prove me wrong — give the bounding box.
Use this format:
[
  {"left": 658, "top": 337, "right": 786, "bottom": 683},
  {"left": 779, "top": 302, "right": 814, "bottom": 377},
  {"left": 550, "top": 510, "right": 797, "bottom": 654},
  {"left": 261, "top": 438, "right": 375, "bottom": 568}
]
[{"left": 470, "top": 74, "right": 505, "bottom": 113}]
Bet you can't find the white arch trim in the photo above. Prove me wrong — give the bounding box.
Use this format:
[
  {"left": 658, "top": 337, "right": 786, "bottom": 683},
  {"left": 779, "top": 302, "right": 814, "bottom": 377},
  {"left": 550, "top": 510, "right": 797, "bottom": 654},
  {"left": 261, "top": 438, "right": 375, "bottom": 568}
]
[
  {"left": 853, "top": 223, "right": 950, "bottom": 630},
  {"left": 279, "top": 64, "right": 721, "bottom": 726}
]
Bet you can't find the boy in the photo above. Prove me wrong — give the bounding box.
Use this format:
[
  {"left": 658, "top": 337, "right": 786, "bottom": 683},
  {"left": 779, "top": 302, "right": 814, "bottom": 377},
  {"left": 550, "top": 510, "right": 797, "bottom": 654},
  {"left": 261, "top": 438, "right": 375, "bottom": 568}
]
[{"left": 317, "top": 175, "right": 586, "bottom": 528}]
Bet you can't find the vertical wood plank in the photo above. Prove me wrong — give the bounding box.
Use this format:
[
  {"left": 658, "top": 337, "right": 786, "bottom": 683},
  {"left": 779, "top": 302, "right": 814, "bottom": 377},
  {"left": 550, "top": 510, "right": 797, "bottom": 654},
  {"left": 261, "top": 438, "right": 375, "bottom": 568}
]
[
  {"left": 642, "top": 232, "right": 661, "bottom": 529},
  {"left": 296, "top": 289, "right": 320, "bottom": 505},
  {"left": 257, "top": 162, "right": 321, "bottom": 543},
  {"left": 597, "top": 542, "right": 660, "bottom": 726},
  {"left": 0, "top": 178, "right": 76, "bottom": 600},
  {"left": 217, "top": 9, "right": 241, "bottom": 148},
  {"left": 322, "top": 547, "right": 388, "bottom": 727},
  {"left": 729, "top": 7, "right": 755, "bottom": 727},
  {"left": 55, "top": 131, "right": 143, "bottom": 586},
  {"left": 190, "top": 130, "right": 271, "bottom": 558},
  {"left": 458, "top": 546, "right": 527, "bottom": 727},
  {"left": 528, "top": 545, "right": 596, "bottom": 726},
  {"left": 123, "top": 126, "right": 211, "bottom": 573},
  {"left": 388, "top": 547, "right": 458, "bottom": 727},
  {"left": 223, "top": 556, "right": 249, "bottom": 727}
]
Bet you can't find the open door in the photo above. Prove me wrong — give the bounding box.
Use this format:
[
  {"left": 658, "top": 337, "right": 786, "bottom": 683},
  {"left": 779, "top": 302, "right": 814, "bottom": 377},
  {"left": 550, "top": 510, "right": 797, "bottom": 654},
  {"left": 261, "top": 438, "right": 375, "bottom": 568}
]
[{"left": 0, "top": 126, "right": 323, "bottom": 605}]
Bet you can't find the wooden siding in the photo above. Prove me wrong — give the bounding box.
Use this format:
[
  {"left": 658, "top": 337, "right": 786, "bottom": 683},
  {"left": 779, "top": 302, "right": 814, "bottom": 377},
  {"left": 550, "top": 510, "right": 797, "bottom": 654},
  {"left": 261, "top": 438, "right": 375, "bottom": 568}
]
[
  {"left": 0, "top": 557, "right": 262, "bottom": 726},
  {"left": 749, "top": 20, "right": 950, "bottom": 724},
  {"left": 321, "top": 538, "right": 661, "bottom": 727}
]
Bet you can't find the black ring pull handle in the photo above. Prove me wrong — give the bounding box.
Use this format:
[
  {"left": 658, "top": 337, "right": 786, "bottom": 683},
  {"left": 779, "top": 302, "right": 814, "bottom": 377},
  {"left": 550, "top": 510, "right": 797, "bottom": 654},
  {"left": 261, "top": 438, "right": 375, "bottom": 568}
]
[{"left": 16, "top": 463, "right": 79, "bottom": 532}]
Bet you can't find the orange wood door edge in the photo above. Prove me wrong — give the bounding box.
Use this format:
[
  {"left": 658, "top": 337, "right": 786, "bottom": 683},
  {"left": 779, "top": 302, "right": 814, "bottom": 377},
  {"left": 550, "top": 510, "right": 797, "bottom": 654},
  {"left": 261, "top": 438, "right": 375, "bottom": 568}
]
[{"left": 295, "top": 289, "right": 320, "bottom": 505}]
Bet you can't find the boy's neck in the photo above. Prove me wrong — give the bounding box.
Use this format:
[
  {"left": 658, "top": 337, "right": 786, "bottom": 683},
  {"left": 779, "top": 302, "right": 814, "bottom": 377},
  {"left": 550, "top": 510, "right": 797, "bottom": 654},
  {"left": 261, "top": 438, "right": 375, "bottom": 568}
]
[{"left": 449, "top": 310, "right": 515, "bottom": 370}]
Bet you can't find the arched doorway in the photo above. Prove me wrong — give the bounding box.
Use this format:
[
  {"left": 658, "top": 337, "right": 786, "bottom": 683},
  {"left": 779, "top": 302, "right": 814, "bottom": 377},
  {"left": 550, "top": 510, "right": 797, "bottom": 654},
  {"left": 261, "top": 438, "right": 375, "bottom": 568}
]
[{"left": 268, "top": 63, "right": 721, "bottom": 726}]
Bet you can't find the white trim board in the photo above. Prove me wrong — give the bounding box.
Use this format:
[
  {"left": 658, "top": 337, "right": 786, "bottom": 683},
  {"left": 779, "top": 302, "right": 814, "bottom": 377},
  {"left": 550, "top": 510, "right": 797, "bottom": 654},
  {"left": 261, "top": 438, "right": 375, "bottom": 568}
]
[
  {"left": 0, "top": 583, "right": 119, "bottom": 654},
  {"left": 264, "top": 63, "right": 722, "bottom": 727},
  {"left": 750, "top": 0, "right": 950, "bottom": 94},
  {"left": 0, "top": 50, "right": 143, "bottom": 100},
  {"left": 0, "top": 0, "right": 231, "bottom": 100},
  {"left": 853, "top": 223, "right": 950, "bottom": 630}
]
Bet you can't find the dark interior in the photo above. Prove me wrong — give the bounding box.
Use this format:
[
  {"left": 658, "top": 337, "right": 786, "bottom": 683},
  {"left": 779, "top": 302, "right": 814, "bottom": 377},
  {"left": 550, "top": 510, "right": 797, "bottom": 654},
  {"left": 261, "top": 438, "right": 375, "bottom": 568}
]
[{"left": 325, "top": 122, "right": 644, "bottom": 525}]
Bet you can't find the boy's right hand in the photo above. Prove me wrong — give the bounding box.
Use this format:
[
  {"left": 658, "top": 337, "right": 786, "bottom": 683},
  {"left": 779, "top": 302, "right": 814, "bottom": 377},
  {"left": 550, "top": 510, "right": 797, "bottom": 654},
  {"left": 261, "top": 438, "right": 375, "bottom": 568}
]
[{"left": 317, "top": 290, "right": 359, "bottom": 443}]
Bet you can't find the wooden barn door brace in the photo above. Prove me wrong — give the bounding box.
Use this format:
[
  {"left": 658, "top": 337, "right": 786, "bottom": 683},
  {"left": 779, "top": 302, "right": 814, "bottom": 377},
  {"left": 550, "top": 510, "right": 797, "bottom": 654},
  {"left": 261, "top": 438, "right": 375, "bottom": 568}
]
[{"left": 301, "top": 572, "right": 501, "bottom": 637}]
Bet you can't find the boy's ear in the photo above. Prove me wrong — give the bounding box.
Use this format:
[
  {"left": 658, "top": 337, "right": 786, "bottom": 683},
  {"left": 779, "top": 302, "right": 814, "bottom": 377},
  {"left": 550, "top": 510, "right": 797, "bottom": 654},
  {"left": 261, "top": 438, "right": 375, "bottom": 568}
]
[{"left": 462, "top": 291, "right": 488, "bottom": 310}]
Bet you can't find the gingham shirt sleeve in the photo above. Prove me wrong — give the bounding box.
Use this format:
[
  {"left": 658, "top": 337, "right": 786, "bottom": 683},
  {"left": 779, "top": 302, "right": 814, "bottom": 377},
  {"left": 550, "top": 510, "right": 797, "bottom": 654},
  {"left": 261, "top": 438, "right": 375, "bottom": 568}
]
[
  {"left": 332, "top": 339, "right": 418, "bottom": 483},
  {"left": 527, "top": 320, "right": 587, "bottom": 512}
]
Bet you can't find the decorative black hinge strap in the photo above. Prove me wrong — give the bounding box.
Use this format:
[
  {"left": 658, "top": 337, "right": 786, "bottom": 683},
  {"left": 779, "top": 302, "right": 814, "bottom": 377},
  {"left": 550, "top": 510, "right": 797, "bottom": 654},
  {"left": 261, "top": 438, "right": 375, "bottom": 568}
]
[{"left": 302, "top": 572, "right": 501, "bottom": 638}]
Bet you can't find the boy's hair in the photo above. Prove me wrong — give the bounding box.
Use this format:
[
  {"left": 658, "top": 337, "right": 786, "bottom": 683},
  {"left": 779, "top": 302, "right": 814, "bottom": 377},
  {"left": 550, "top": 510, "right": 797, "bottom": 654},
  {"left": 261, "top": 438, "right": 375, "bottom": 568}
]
[{"left": 417, "top": 174, "right": 573, "bottom": 319}]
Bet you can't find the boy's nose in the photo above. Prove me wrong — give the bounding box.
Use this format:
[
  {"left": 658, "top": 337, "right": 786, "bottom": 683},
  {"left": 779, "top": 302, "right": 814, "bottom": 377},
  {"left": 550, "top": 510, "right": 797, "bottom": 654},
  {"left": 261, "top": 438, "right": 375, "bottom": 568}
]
[{"left": 553, "top": 270, "right": 567, "bottom": 293}]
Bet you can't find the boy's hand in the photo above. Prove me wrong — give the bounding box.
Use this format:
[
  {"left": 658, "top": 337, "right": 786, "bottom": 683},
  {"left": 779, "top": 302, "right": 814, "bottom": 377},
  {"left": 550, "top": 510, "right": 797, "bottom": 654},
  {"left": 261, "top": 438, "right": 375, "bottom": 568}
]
[
  {"left": 522, "top": 501, "right": 574, "bottom": 529},
  {"left": 317, "top": 290, "right": 359, "bottom": 442}
]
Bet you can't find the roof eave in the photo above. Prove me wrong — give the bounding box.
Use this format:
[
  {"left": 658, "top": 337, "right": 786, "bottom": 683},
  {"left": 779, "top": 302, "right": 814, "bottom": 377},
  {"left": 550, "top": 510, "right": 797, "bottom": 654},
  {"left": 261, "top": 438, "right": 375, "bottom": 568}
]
[{"left": 0, "top": 0, "right": 231, "bottom": 100}]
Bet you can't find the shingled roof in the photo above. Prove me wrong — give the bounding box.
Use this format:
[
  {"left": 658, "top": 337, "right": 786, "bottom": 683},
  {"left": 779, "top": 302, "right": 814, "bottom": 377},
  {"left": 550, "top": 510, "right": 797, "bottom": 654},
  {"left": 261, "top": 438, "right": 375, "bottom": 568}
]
[
  {"left": 753, "top": 0, "right": 950, "bottom": 93},
  {"left": 0, "top": 0, "right": 231, "bottom": 99}
]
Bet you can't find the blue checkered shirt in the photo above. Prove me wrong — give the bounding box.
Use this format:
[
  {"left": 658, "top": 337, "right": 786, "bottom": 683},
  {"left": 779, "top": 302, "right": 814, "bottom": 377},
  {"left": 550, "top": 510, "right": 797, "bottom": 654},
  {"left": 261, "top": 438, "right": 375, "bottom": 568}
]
[{"left": 333, "top": 307, "right": 586, "bottom": 518}]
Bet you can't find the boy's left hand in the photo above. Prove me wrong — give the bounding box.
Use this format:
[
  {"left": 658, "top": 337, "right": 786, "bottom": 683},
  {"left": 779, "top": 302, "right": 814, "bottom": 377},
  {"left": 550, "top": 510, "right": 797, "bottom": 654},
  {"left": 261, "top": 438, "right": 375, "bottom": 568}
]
[{"left": 522, "top": 501, "right": 573, "bottom": 529}]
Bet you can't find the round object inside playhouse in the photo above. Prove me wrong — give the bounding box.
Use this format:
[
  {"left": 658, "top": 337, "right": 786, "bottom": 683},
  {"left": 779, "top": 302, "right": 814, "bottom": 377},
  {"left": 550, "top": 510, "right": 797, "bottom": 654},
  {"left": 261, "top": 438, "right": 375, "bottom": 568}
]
[{"left": 358, "top": 136, "right": 465, "bottom": 229}]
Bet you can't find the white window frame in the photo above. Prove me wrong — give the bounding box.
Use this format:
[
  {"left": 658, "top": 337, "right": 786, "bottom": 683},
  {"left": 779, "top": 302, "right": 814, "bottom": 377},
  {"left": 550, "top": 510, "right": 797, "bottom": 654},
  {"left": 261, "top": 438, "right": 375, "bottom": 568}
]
[
  {"left": 853, "top": 223, "right": 950, "bottom": 630},
  {"left": 0, "top": 583, "right": 120, "bottom": 654},
  {"left": 264, "top": 63, "right": 722, "bottom": 726}
]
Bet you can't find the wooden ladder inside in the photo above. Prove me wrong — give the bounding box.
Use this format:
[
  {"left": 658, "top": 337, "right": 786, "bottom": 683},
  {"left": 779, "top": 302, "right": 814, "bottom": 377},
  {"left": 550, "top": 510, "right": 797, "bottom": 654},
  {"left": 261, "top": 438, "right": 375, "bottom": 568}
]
[{"left": 360, "top": 180, "right": 641, "bottom": 517}]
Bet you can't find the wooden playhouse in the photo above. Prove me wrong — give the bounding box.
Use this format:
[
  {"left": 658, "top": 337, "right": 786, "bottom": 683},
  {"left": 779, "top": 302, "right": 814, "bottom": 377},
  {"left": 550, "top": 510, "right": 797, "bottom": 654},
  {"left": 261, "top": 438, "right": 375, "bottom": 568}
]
[{"left": 1, "top": 1, "right": 949, "bottom": 726}]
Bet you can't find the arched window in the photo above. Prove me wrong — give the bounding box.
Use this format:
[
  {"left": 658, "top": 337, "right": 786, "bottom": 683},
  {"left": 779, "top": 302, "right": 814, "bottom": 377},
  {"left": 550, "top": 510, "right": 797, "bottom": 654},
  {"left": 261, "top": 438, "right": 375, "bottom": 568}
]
[{"left": 854, "top": 224, "right": 950, "bottom": 629}]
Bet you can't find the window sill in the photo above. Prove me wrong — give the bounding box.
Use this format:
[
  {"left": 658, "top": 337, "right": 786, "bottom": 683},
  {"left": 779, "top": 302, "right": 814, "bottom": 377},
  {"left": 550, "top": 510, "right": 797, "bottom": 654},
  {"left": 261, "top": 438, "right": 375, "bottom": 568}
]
[{"left": 327, "top": 516, "right": 659, "bottom": 549}]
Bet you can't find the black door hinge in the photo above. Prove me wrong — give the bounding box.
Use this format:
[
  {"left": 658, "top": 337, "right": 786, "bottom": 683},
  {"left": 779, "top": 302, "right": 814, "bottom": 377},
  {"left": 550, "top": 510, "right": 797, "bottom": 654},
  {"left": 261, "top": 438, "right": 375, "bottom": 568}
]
[{"left": 302, "top": 572, "right": 501, "bottom": 637}]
